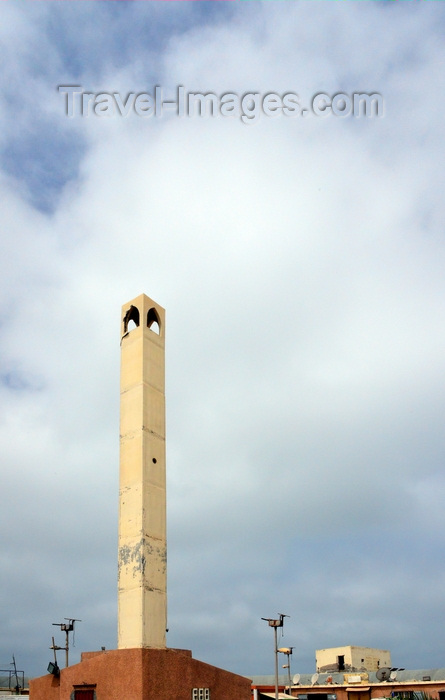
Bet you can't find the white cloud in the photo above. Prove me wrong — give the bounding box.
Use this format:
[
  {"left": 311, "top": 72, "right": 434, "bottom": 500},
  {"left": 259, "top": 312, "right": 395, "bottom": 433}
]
[{"left": 1, "top": 0, "right": 445, "bottom": 683}]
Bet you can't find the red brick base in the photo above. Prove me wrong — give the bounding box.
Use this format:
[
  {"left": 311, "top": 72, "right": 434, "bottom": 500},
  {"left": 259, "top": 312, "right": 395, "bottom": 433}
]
[{"left": 29, "top": 647, "right": 251, "bottom": 700}]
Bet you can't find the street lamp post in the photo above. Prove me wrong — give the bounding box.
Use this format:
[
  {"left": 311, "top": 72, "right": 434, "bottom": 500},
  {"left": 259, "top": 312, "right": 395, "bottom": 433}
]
[
  {"left": 261, "top": 614, "right": 289, "bottom": 700},
  {"left": 278, "top": 647, "right": 294, "bottom": 696}
]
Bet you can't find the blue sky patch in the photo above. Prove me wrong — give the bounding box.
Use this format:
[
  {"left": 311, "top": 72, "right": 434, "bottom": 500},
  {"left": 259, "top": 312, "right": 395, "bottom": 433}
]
[{"left": 1, "top": 124, "right": 85, "bottom": 215}]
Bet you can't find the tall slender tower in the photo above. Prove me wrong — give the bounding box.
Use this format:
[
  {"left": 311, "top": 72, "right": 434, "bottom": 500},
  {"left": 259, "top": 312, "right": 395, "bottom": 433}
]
[
  {"left": 30, "top": 293, "right": 252, "bottom": 700},
  {"left": 118, "top": 294, "right": 167, "bottom": 649}
]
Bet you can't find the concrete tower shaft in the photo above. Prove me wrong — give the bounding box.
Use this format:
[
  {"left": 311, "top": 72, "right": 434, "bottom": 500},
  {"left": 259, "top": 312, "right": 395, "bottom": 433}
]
[{"left": 118, "top": 294, "right": 167, "bottom": 649}]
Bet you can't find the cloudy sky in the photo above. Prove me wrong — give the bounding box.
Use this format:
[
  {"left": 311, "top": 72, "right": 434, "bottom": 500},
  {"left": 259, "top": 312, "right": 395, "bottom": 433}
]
[{"left": 1, "top": 0, "right": 445, "bottom": 685}]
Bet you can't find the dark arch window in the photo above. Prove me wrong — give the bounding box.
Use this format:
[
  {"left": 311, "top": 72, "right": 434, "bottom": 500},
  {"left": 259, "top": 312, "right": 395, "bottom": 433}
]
[
  {"left": 123, "top": 305, "right": 140, "bottom": 333},
  {"left": 147, "top": 307, "right": 161, "bottom": 335}
]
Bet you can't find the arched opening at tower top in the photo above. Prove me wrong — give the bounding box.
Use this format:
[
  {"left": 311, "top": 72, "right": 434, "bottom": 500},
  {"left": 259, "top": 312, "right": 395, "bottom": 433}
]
[
  {"left": 123, "top": 305, "right": 140, "bottom": 333},
  {"left": 147, "top": 307, "right": 161, "bottom": 335}
]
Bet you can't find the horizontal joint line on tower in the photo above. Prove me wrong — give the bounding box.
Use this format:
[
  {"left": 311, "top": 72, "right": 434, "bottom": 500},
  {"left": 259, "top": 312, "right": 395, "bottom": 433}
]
[
  {"left": 143, "top": 585, "right": 164, "bottom": 593},
  {"left": 120, "top": 381, "right": 164, "bottom": 393},
  {"left": 119, "top": 429, "right": 165, "bottom": 440},
  {"left": 143, "top": 534, "right": 165, "bottom": 542},
  {"left": 142, "top": 427, "right": 164, "bottom": 438}
]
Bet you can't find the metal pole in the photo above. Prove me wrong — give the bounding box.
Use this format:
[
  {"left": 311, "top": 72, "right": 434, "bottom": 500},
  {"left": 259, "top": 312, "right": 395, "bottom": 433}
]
[
  {"left": 52, "top": 637, "right": 58, "bottom": 665},
  {"left": 278, "top": 646, "right": 294, "bottom": 696},
  {"left": 262, "top": 614, "right": 288, "bottom": 700},
  {"left": 12, "top": 655, "right": 20, "bottom": 695},
  {"left": 274, "top": 625, "right": 279, "bottom": 700}
]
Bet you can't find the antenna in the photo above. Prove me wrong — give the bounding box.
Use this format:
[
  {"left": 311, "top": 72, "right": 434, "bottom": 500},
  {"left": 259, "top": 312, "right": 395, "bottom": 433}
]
[
  {"left": 0, "top": 657, "right": 25, "bottom": 693},
  {"left": 52, "top": 617, "right": 82, "bottom": 667},
  {"left": 11, "top": 655, "right": 21, "bottom": 694},
  {"left": 293, "top": 673, "right": 301, "bottom": 685},
  {"left": 261, "top": 613, "right": 290, "bottom": 700},
  {"left": 311, "top": 673, "right": 319, "bottom": 686},
  {"left": 261, "top": 613, "right": 289, "bottom": 628},
  {"left": 390, "top": 671, "right": 398, "bottom": 681},
  {"left": 376, "top": 667, "right": 392, "bottom": 682}
]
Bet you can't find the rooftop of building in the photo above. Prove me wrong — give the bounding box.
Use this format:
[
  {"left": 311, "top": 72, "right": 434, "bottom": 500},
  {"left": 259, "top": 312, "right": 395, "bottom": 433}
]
[{"left": 251, "top": 669, "right": 445, "bottom": 686}]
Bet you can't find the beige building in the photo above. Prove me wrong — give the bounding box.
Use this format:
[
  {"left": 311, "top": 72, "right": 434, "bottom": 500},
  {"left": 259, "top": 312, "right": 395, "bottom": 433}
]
[{"left": 316, "top": 646, "right": 391, "bottom": 673}]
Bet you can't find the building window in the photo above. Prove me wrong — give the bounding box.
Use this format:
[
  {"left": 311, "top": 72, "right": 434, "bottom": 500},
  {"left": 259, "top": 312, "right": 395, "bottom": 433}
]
[
  {"left": 337, "top": 655, "right": 345, "bottom": 671},
  {"left": 192, "top": 689, "right": 210, "bottom": 700}
]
